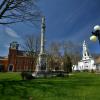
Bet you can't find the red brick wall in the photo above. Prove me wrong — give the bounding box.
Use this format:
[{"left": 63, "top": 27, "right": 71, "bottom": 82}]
[
  {"left": 0, "top": 59, "right": 8, "bottom": 71},
  {"left": 8, "top": 48, "right": 36, "bottom": 72},
  {"left": 16, "top": 56, "right": 36, "bottom": 72},
  {"left": 8, "top": 48, "right": 17, "bottom": 71}
]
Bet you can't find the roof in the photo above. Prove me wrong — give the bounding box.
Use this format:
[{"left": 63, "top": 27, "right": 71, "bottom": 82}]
[
  {"left": 95, "top": 56, "right": 100, "bottom": 64},
  {"left": 0, "top": 56, "right": 8, "bottom": 60}
]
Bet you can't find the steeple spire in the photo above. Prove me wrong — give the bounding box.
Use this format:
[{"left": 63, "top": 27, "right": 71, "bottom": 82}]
[{"left": 82, "top": 40, "right": 91, "bottom": 60}]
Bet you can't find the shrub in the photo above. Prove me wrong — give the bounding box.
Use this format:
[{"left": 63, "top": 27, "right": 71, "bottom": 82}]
[
  {"left": 21, "top": 71, "right": 35, "bottom": 80},
  {"left": 56, "top": 72, "right": 64, "bottom": 77}
]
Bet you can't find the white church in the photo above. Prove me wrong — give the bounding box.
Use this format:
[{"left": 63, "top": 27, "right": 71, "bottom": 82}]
[{"left": 73, "top": 40, "right": 96, "bottom": 71}]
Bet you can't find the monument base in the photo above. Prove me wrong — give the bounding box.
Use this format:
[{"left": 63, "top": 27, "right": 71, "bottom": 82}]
[
  {"left": 32, "top": 70, "right": 67, "bottom": 78},
  {"left": 32, "top": 70, "right": 48, "bottom": 77}
]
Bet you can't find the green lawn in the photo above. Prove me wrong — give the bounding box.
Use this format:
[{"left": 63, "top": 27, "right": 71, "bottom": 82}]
[{"left": 0, "top": 72, "right": 100, "bottom": 100}]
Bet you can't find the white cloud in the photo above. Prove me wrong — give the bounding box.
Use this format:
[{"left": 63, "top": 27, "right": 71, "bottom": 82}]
[{"left": 5, "top": 27, "right": 20, "bottom": 38}]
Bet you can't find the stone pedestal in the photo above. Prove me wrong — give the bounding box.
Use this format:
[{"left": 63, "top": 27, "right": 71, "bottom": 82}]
[{"left": 36, "top": 53, "right": 47, "bottom": 72}]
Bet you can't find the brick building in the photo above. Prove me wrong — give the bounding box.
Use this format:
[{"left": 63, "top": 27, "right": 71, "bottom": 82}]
[
  {"left": 0, "top": 56, "right": 8, "bottom": 72},
  {"left": 0, "top": 41, "right": 36, "bottom": 72}
]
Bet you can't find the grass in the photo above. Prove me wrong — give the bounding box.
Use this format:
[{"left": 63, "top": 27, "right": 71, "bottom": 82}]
[{"left": 0, "top": 72, "right": 100, "bottom": 100}]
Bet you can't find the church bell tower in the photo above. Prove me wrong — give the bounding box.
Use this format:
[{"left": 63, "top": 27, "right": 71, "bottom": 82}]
[{"left": 82, "top": 40, "right": 91, "bottom": 60}]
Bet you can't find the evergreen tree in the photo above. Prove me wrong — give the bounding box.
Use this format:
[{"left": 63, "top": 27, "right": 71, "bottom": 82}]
[{"left": 63, "top": 54, "right": 72, "bottom": 73}]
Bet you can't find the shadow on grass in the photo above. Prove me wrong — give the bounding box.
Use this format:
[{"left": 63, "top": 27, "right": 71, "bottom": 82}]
[
  {"left": 0, "top": 80, "right": 32, "bottom": 99},
  {"left": 0, "top": 78, "right": 58, "bottom": 100}
]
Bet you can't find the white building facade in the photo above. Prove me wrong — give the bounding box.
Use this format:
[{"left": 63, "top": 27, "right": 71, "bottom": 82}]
[{"left": 73, "top": 41, "right": 96, "bottom": 71}]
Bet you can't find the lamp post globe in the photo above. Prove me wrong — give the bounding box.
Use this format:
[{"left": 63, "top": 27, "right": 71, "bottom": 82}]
[
  {"left": 94, "top": 25, "right": 100, "bottom": 31},
  {"left": 90, "top": 25, "right": 100, "bottom": 44},
  {"left": 90, "top": 35, "right": 97, "bottom": 42}
]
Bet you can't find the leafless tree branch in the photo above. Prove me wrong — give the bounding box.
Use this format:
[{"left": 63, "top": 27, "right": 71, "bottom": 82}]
[{"left": 0, "top": 0, "right": 41, "bottom": 25}]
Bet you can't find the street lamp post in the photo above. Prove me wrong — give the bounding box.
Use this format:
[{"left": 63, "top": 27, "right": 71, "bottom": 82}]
[{"left": 90, "top": 25, "right": 100, "bottom": 44}]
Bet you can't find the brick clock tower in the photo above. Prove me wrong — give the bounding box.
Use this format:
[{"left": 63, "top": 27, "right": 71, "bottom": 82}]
[{"left": 8, "top": 41, "right": 19, "bottom": 71}]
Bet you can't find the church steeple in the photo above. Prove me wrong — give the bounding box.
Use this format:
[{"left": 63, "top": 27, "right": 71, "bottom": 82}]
[
  {"left": 82, "top": 40, "right": 91, "bottom": 60},
  {"left": 74, "top": 40, "right": 96, "bottom": 71}
]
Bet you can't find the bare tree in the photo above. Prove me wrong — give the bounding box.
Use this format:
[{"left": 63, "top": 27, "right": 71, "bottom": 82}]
[
  {"left": 62, "top": 40, "right": 81, "bottom": 65},
  {"left": 21, "top": 34, "right": 40, "bottom": 72},
  {"left": 23, "top": 34, "right": 40, "bottom": 57},
  {"left": 47, "top": 41, "right": 61, "bottom": 71},
  {"left": 48, "top": 41, "right": 61, "bottom": 57},
  {"left": 0, "top": 0, "right": 41, "bottom": 24}
]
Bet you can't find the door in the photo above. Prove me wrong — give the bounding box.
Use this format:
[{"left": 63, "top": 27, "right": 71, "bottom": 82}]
[
  {"left": 0, "top": 64, "right": 4, "bottom": 72},
  {"left": 8, "top": 64, "right": 14, "bottom": 71}
]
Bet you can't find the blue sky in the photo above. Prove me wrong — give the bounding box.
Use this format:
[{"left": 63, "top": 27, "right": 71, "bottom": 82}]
[{"left": 0, "top": 0, "right": 100, "bottom": 56}]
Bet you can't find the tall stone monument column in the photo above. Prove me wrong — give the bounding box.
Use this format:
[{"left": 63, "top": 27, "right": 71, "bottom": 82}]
[{"left": 35, "top": 16, "right": 47, "bottom": 73}]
